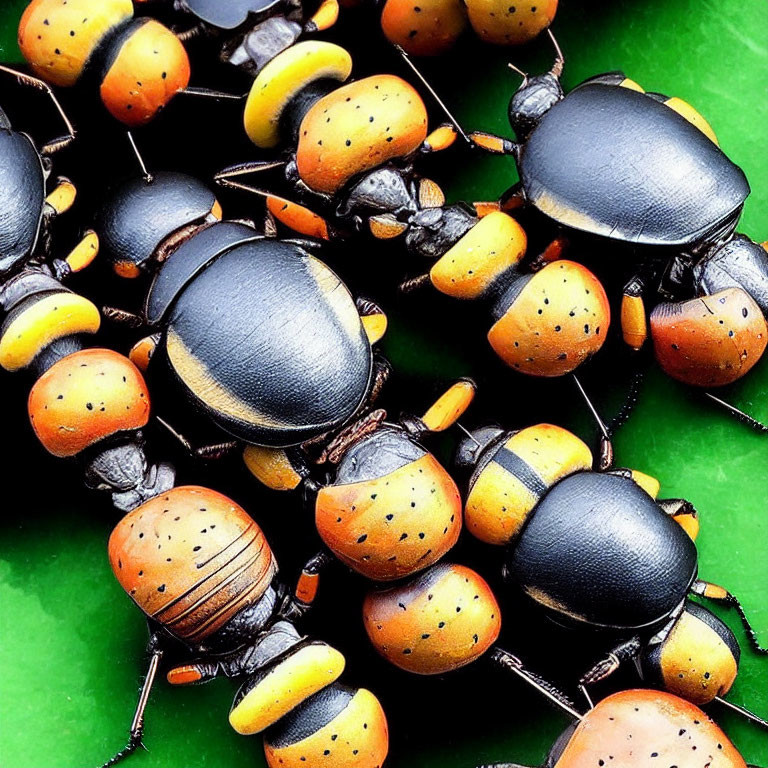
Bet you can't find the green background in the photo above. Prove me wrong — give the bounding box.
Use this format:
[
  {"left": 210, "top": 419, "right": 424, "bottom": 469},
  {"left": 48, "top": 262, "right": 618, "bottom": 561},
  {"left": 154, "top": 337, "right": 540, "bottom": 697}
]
[{"left": 0, "top": 2, "right": 766, "bottom": 768}]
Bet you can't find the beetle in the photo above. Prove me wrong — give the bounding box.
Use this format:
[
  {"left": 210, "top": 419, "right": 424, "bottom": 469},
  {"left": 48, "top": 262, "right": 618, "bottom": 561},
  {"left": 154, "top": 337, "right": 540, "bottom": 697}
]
[
  {"left": 378, "top": 0, "right": 558, "bottom": 56},
  {"left": 468, "top": 40, "right": 768, "bottom": 392},
  {"left": 451, "top": 421, "right": 767, "bottom": 726},
  {"left": 479, "top": 688, "right": 751, "bottom": 768},
  {"left": 17, "top": 0, "right": 191, "bottom": 128},
  {"left": 95, "top": 170, "right": 392, "bottom": 456},
  {"left": 99, "top": 484, "right": 389, "bottom": 768}
]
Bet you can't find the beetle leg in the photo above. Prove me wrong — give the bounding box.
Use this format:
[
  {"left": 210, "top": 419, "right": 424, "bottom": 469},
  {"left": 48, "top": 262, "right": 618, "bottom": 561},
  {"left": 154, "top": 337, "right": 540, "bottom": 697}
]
[
  {"left": 580, "top": 637, "right": 642, "bottom": 686},
  {"left": 214, "top": 159, "right": 289, "bottom": 188},
  {"left": 418, "top": 378, "right": 477, "bottom": 433},
  {"left": 166, "top": 660, "right": 221, "bottom": 686},
  {"left": 291, "top": 550, "right": 335, "bottom": 611},
  {"left": 98, "top": 637, "right": 163, "bottom": 768},
  {"left": 0, "top": 64, "right": 77, "bottom": 155},
  {"left": 304, "top": 0, "right": 340, "bottom": 33},
  {"left": 529, "top": 235, "right": 569, "bottom": 272},
  {"left": 154, "top": 416, "right": 239, "bottom": 461},
  {"left": 174, "top": 22, "right": 208, "bottom": 43},
  {"left": 421, "top": 123, "right": 458, "bottom": 154},
  {"left": 692, "top": 580, "right": 768, "bottom": 654},
  {"left": 490, "top": 647, "right": 583, "bottom": 720},
  {"left": 621, "top": 276, "right": 648, "bottom": 350},
  {"left": 356, "top": 297, "right": 388, "bottom": 345},
  {"left": 469, "top": 131, "right": 520, "bottom": 156},
  {"left": 369, "top": 354, "right": 393, "bottom": 405},
  {"left": 52, "top": 230, "right": 99, "bottom": 279},
  {"left": 178, "top": 86, "right": 245, "bottom": 101},
  {"left": 657, "top": 498, "right": 699, "bottom": 541}
]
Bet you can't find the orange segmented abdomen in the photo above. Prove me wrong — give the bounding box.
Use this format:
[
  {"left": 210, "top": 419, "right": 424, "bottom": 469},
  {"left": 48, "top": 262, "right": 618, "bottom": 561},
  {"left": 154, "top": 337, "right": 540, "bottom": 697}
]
[
  {"left": 316, "top": 454, "right": 461, "bottom": 581},
  {"left": 109, "top": 486, "right": 277, "bottom": 641}
]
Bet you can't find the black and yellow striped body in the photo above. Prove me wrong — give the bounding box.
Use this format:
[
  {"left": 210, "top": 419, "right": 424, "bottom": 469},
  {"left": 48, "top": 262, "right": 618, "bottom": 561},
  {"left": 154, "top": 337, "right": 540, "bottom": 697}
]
[
  {"left": 465, "top": 424, "right": 592, "bottom": 545},
  {"left": 642, "top": 600, "right": 740, "bottom": 705},
  {"left": 263, "top": 684, "right": 389, "bottom": 768}
]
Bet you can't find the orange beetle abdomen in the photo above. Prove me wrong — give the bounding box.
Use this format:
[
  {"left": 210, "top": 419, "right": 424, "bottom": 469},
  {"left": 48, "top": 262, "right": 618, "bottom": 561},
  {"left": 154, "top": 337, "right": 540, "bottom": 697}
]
[
  {"left": 28, "top": 348, "right": 149, "bottom": 457},
  {"left": 296, "top": 75, "right": 428, "bottom": 194},
  {"left": 18, "top": 0, "right": 133, "bottom": 87},
  {"left": 553, "top": 689, "right": 746, "bottom": 768},
  {"left": 99, "top": 19, "right": 190, "bottom": 126},
  {"left": 465, "top": 0, "right": 557, "bottom": 46},
  {"left": 651, "top": 288, "right": 767, "bottom": 387},
  {"left": 488, "top": 261, "right": 610, "bottom": 377},
  {"left": 363, "top": 563, "right": 500, "bottom": 674},
  {"left": 380, "top": 0, "right": 468, "bottom": 56},
  {"left": 108, "top": 486, "right": 277, "bottom": 642},
  {"left": 316, "top": 453, "right": 461, "bottom": 581}
]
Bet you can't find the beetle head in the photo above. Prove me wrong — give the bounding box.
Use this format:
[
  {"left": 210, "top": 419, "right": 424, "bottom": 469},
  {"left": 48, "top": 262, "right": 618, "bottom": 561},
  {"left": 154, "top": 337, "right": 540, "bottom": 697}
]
[
  {"left": 508, "top": 30, "right": 565, "bottom": 140},
  {"left": 508, "top": 72, "right": 564, "bottom": 140},
  {"left": 454, "top": 425, "right": 505, "bottom": 473}
]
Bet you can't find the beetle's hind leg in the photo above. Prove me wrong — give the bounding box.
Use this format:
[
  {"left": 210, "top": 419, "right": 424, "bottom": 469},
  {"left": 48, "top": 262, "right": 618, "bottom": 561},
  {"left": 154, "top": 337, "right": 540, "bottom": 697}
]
[
  {"left": 155, "top": 416, "right": 240, "bottom": 461},
  {"left": 98, "top": 636, "right": 163, "bottom": 768},
  {"left": 692, "top": 580, "right": 768, "bottom": 655},
  {"left": 0, "top": 64, "right": 77, "bottom": 155}
]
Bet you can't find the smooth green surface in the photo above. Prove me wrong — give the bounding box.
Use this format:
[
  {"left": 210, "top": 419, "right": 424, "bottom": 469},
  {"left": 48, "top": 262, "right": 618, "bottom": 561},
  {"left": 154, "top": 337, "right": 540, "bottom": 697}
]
[{"left": 0, "top": 2, "right": 766, "bottom": 768}]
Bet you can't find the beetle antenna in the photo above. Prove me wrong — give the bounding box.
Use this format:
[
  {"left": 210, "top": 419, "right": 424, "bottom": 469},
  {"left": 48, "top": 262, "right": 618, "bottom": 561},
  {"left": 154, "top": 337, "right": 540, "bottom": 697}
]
[
  {"left": 125, "top": 131, "right": 153, "bottom": 184},
  {"left": 392, "top": 44, "right": 471, "bottom": 145},
  {"left": 0, "top": 64, "right": 77, "bottom": 154},
  {"left": 179, "top": 85, "right": 245, "bottom": 100},
  {"left": 714, "top": 696, "right": 768, "bottom": 730},
  {"left": 571, "top": 375, "right": 614, "bottom": 470},
  {"left": 507, "top": 62, "right": 529, "bottom": 82},
  {"left": 491, "top": 647, "right": 583, "bottom": 721},
  {"left": 98, "top": 647, "right": 163, "bottom": 768},
  {"left": 547, "top": 29, "right": 565, "bottom": 78},
  {"left": 456, "top": 422, "right": 482, "bottom": 448},
  {"left": 703, "top": 392, "right": 768, "bottom": 434},
  {"left": 579, "top": 684, "right": 595, "bottom": 710}
]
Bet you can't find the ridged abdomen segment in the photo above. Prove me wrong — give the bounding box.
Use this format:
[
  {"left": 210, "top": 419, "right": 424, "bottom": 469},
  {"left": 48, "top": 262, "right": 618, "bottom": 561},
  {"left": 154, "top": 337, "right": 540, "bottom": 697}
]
[{"left": 108, "top": 486, "right": 277, "bottom": 641}]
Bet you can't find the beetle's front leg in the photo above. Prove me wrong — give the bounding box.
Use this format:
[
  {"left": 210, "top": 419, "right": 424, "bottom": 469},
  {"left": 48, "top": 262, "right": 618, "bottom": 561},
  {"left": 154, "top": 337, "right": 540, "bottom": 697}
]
[
  {"left": 288, "top": 550, "right": 336, "bottom": 616},
  {"left": 580, "top": 636, "right": 643, "bottom": 686}
]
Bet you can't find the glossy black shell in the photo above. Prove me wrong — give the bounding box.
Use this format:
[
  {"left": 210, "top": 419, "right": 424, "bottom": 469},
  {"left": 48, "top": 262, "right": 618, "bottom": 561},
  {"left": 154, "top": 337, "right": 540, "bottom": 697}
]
[
  {"left": 520, "top": 83, "right": 749, "bottom": 246},
  {"left": 180, "top": 0, "right": 282, "bottom": 29},
  {"left": 0, "top": 127, "right": 45, "bottom": 276},
  {"left": 97, "top": 172, "right": 216, "bottom": 269},
  {"left": 157, "top": 235, "right": 372, "bottom": 446},
  {"left": 507, "top": 472, "right": 698, "bottom": 631}
]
